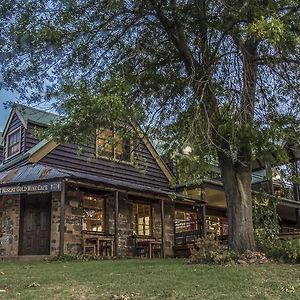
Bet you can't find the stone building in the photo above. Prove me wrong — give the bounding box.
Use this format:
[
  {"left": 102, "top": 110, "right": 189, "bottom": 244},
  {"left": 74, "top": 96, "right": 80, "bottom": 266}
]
[
  {"left": 1, "top": 104, "right": 298, "bottom": 259},
  {"left": 0, "top": 104, "right": 205, "bottom": 258}
]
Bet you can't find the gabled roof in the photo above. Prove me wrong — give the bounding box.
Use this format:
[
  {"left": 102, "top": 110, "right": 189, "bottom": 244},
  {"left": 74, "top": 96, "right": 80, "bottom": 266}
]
[
  {"left": 2, "top": 103, "right": 60, "bottom": 137},
  {"left": 1, "top": 104, "right": 175, "bottom": 183},
  {"left": 0, "top": 139, "right": 58, "bottom": 172},
  {"left": 15, "top": 103, "right": 60, "bottom": 126}
]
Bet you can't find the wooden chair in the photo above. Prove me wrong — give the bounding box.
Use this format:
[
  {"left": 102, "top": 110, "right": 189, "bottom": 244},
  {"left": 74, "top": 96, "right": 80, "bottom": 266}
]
[
  {"left": 98, "top": 239, "right": 114, "bottom": 256},
  {"left": 83, "top": 235, "right": 98, "bottom": 256},
  {"left": 151, "top": 241, "right": 162, "bottom": 258},
  {"left": 133, "top": 236, "right": 149, "bottom": 257}
]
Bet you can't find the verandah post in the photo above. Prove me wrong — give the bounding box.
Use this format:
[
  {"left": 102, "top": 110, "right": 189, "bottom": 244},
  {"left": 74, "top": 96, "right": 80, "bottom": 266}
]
[
  {"left": 200, "top": 189, "right": 207, "bottom": 237},
  {"left": 59, "top": 180, "right": 66, "bottom": 257},
  {"left": 292, "top": 160, "right": 300, "bottom": 229},
  {"left": 114, "top": 191, "right": 119, "bottom": 257},
  {"left": 160, "top": 199, "right": 165, "bottom": 258}
]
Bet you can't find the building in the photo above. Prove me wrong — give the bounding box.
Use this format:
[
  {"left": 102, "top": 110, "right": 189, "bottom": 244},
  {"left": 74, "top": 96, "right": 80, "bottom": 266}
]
[
  {"left": 0, "top": 104, "right": 205, "bottom": 258},
  {"left": 0, "top": 104, "right": 299, "bottom": 259}
]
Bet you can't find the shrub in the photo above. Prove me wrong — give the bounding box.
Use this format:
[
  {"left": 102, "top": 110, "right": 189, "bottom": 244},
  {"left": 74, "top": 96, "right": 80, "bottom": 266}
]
[
  {"left": 266, "top": 239, "right": 300, "bottom": 263},
  {"left": 253, "top": 192, "right": 280, "bottom": 251},
  {"left": 189, "top": 237, "right": 238, "bottom": 265}
]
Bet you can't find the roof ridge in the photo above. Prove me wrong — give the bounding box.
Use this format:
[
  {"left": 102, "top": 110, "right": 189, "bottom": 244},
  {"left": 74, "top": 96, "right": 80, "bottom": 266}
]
[{"left": 15, "top": 103, "right": 60, "bottom": 118}]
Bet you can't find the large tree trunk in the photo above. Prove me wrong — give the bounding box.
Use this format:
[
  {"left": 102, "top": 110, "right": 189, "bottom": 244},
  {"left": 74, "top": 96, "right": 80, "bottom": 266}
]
[{"left": 218, "top": 151, "right": 256, "bottom": 252}]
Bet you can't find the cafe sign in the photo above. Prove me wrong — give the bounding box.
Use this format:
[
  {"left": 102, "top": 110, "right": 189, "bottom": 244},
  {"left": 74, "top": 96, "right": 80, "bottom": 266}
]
[{"left": 0, "top": 182, "right": 62, "bottom": 195}]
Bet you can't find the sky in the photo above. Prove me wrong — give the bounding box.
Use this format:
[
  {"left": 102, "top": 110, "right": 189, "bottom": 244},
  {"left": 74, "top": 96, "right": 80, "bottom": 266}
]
[{"left": 0, "top": 89, "right": 18, "bottom": 132}]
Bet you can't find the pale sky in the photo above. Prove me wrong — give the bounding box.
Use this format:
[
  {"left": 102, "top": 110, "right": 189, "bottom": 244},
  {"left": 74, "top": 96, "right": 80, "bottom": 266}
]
[{"left": 0, "top": 89, "right": 17, "bottom": 132}]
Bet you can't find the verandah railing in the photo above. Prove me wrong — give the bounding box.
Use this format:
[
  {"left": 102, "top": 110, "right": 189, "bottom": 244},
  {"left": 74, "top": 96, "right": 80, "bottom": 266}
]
[
  {"left": 174, "top": 219, "right": 229, "bottom": 246},
  {"left": 174, "top": 219, "right": 204, "bottom": 245}
]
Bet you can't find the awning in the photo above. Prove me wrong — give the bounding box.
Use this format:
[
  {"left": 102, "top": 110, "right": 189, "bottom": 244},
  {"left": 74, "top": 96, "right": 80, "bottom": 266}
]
[
  {"left": 0, "top": 163, "right": 178, "bottom": 199},
  {"left": 0, "top": 164, "right": 68, "bottom": 185},
  {"left": 0, "top": 164, "right": 67, "bottom": 195}
]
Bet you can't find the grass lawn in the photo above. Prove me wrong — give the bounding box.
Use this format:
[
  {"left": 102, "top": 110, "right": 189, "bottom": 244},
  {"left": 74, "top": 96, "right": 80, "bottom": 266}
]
[{"left": 0, "top": 259, "right": 299, "bottom": 299}]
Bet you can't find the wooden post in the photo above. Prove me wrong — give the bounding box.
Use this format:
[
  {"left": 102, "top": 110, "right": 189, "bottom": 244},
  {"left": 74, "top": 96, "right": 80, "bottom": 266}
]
[
  {"left": 114, "top": 191, "right": 119, "bottom": 257},
  {"left": 292, "top": 160, "right": 300, "bottom": 229},
  {"left": 293, "top": 160, "right": 300, "bottom": 202},
  {"left": 160, "top": 199, "right": 165, "bottom": 258},
  {"left": 200, "top": 190, "right": 207, "bottom": 237},
  {"left": 59, "top": 180, "right": 66, "bottom": 257},
  {"left": 296, "top": 208, "right": 300, "bottom": 229},
  {"left": 265, "top": 163, "right": 274, "bottom": 195}
]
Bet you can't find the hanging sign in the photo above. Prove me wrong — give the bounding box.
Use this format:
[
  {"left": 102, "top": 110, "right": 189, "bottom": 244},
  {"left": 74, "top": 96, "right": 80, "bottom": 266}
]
[{"left": 0, "top": 181, "right": 62, "bottom": 195}]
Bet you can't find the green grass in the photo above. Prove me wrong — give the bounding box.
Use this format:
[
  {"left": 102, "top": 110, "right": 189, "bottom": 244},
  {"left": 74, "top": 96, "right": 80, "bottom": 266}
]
[{"left": 0, "top": 259, "right": 299, "bottom": 299}]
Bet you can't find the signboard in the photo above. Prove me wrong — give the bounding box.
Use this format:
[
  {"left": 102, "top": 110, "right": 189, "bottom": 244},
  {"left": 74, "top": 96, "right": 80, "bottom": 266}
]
[{"left": 0, "top": 182, "right": 62, "bottom": 195}]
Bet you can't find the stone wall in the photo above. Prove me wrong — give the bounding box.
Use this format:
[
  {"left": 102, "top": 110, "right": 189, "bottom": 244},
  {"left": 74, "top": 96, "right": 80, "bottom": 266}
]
[
  {"left": 163, "top": 201, "right": 175, "bottom": 257},
  {"left": 0, "top": 195, "right": 20, "bottom": 256},
  {"left": 0, "top": 192, "right": 62, "bottom": 257},
  {"left": 0, "top": 186, "right": 175, "bottom": 258},
  {"left": 63, "top": 187, "right": 83, "bottom": 255},
  {"left": 152, "top": 200, "right": 174, "bottom": 257},
  {"left": 50, "top": 192, "right": 61, "bottom": 256},
  {"left": 61, "top": 189, "right": 175, "bottom": 257},
  {"left": 118, "top": 193, "right": 134, "bottom": 256}
]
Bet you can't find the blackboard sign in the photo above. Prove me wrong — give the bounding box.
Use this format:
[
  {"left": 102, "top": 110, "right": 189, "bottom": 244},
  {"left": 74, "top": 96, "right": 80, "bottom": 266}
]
[{"left": 0, "top": 182, "right": 62, "bottom": 195}]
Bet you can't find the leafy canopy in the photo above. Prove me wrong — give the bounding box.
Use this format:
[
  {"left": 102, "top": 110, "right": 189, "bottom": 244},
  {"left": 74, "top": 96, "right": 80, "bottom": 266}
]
[{"left": 1, "top": 1, "right": 300, "bottom": 181}]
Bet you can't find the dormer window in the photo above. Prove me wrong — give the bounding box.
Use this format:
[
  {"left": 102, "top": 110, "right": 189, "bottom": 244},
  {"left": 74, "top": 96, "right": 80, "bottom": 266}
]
[
  {"left": 6, "top": 127, "right": 21, "bottom": 159},
  {"left": 96, "top": 128, "right": 132, "bottom": 162}
]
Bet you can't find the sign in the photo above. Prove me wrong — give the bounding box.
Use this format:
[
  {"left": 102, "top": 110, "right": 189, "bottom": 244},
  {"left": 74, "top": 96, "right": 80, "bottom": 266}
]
[{"left": 0, "top": 182, "right": 62, "bottom": 195}]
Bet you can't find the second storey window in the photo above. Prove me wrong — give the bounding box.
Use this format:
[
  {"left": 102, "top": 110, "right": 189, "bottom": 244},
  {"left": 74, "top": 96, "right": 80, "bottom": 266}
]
[
  {"left": 6, "top": 127, "right": 21, "bottom": 158},
  {"left": 133, "top": 203, "right": 152, "bottom": 236},
  {"left": 96, "top": 128, "right": 132, "bottom": 162}
]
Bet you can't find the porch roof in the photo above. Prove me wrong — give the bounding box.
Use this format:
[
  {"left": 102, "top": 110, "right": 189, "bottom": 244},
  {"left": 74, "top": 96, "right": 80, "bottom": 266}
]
[
  {"left": 0, "top": 164, "right": 202, "bottom": 203},
  {"left": 0, "top": 164, "right": 67, "bottom": 184}
]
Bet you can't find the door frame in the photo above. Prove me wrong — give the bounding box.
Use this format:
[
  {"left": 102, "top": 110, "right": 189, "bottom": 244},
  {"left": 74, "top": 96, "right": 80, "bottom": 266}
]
[{"left": 18, "top": 193, "right": 52, "bottom": 256}]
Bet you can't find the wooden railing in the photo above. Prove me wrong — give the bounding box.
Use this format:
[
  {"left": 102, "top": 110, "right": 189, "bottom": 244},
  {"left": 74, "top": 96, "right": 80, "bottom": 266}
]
[
  {"left": 279, "top": 227, "right": 300, "bottom": 240},
  {"left": 174, "top": 219, "right": 203, "bottom": 245}
]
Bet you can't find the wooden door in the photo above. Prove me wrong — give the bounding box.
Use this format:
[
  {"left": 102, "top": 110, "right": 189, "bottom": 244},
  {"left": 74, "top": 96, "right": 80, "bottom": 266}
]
[{"left": 20, "top": 194, "right": 51, "bottom": 255}]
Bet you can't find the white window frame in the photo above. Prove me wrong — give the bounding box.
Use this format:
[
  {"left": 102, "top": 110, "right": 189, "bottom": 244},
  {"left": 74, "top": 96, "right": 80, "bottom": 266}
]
[{"left": 6, "top": 127, "right": 22, "bottom": 160}]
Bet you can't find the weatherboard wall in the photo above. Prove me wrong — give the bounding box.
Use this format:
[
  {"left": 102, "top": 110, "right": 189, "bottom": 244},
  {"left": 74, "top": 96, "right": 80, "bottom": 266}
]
[
  {"left": 2, "top": 113, "right": 25, "bottom": 164},
  {"left": 2, "top": 112, "right": 170, "bottom": 192},
  {"left": 39, "top": 141, "right": 170, "bottom": 190},
  {"left": 20, "top": 121, "right": 171, "bottom": 191}
]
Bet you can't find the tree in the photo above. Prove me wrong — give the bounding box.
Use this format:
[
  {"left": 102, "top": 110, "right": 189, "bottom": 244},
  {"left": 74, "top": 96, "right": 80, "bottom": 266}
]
[{"left": 1, "top": 0, "right": 300, "bottom": 252}]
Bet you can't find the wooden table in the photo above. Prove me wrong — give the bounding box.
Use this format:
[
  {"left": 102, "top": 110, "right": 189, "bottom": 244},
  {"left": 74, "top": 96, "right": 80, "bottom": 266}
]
[
  {"left": 83, "top": 231, "right": 115, "bottom": 257},
  {"left": 134, "top": 238, "right": 162, "bottom": 258}
]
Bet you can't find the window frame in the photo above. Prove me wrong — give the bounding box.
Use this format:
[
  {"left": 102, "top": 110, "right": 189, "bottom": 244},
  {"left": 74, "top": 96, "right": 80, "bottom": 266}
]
[
  {"left": 95, "top": 128, "right": 133, "bottom": 163},
  {"left": 132, "top": 202, "right": 153, "bottom": 237},
  {"left": 81, "top": 193, "right": 106, "bottom": 233},
  {"left": 6, "top": 127, "right": 22, "bottom": 160}
]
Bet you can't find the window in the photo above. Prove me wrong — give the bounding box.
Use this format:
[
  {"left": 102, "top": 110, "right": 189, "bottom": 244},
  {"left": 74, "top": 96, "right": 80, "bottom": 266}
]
[
  {"left": 96, "top": 128, "right": 132, "bottom": 162},
  {"left": 133, "top": 203, "right": 152, "bottom": 236},
  {"left": 82, "top": 194, "right": 105, "bottom": 232},
  {"left": 97, "top": 129, "right": 114, "bottom": 158},
  {"left": 175, "top": 211, "right": 198, "bottom": 232},
  {"left": 6, "top": 127, "right": 21, "bottom": 158},
  {"left": 206, "top": 216, "right": 228, "bottom": 236}
]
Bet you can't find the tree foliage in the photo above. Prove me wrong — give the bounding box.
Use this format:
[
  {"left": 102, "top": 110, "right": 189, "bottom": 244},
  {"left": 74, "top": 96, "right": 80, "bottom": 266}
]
[{"left": 1, "top": 0, "right": 300, "bottom": 252}]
